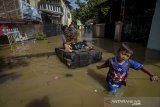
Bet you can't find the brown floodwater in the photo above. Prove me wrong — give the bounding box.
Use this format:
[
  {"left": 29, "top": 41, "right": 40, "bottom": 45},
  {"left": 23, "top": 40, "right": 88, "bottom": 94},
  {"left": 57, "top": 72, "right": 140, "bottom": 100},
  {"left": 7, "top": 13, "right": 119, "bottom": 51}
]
[{"left": 0, "top": 30, "right": 160, "bottom": 107}]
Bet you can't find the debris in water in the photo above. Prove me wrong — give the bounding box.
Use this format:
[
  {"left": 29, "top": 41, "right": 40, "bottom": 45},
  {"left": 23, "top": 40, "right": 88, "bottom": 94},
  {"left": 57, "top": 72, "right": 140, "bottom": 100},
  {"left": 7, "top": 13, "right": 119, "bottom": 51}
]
[
  {"left": 94, "top": 89, "right": 97, "bottom": 93},
  {"left": 53, "top": 76, "right": 59, "bottom": 80},
  {"left": 65, "top": 73, "right": 73, "bottom": 77},
  {"left": 85, "top": 71, "right": 88, "bottom": 74},
  {"left": 48, "top": 41, "right": 52, "bottom": 43}
]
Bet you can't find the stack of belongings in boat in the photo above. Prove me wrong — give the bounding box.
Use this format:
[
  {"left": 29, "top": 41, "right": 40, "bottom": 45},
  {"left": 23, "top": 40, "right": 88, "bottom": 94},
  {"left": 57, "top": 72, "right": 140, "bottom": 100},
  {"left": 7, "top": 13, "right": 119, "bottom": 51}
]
[{"left": 55, "top": 25, "right": 102, "bottom": 68}]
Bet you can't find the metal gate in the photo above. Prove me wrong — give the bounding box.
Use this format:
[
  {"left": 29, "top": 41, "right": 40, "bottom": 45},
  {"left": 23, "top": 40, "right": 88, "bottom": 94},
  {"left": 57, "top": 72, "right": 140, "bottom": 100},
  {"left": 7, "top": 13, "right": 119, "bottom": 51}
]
[{"left": 43, "top": 23, "right": 62, "bottom": 37}]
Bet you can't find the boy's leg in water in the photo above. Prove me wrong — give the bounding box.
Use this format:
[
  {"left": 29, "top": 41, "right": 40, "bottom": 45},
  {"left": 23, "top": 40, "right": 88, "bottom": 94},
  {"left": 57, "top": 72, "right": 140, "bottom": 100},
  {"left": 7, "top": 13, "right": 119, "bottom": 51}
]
[
  {"left": 106, "top": 82, "right": 125, "bottom": 97},
  {"left": 107, "top": 82, "right": 122, "bottom": 95}
]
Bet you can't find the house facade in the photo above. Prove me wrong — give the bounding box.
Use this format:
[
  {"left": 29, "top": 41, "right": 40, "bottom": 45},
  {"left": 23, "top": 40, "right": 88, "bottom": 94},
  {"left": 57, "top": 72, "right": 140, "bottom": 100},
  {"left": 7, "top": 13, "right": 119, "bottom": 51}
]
[
  {"left": 95, "top": 0, "right": 159, "bottom": 50},
  {"left": 38, "top": 0, "right": 72, "bottom": 25},
  {"left": 0, "top": 0, "right": 42, "bottom": 45},
  {"left": 0, "top": 0, "right": 72, "bottom": 41},
  {"left": 37, "top": 0, "right": 72, "bottom": 36}
]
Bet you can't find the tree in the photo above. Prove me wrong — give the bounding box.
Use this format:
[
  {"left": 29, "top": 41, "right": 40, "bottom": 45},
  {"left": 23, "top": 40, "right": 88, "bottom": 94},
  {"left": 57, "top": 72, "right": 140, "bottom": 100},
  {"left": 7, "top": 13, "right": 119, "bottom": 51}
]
[{"left": 72, "top": 0, "right": 110, "bottom": 23}]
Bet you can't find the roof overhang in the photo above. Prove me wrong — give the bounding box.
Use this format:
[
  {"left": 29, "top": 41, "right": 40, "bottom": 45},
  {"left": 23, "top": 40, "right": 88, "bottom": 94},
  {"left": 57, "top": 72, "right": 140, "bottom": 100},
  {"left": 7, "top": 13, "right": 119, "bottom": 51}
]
[{"left": 40, "top": 9, "right": 63, "bottom": 16}]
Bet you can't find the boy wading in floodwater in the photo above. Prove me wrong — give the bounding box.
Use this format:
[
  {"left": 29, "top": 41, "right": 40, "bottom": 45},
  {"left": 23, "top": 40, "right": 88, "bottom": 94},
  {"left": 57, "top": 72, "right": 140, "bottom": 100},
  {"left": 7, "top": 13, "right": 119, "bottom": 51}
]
[{"left": 97, "top": 44, "right": 159, "bottom": 94}]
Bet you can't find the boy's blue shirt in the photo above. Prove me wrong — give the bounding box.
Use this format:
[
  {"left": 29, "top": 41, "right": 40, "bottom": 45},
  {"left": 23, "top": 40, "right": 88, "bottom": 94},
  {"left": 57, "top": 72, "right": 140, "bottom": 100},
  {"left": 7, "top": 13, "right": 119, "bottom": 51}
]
[{"left": 105, "top": 57, "right": 143, "bottom": 84}]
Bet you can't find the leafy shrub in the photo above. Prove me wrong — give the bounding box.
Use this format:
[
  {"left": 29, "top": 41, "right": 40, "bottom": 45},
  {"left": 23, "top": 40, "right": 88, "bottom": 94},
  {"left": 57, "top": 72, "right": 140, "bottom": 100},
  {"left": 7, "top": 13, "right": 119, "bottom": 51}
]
[{"left": 36, "top": 32, "right": 46, "bottom": 40}]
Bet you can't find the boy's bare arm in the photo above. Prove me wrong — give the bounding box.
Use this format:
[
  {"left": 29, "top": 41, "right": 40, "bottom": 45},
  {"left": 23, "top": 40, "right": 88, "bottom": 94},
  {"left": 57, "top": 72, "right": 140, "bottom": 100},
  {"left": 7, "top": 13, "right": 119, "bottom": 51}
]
[
  {"left": 66, "top": 39, "right": 75, "bottom": 45},
  {"left": 141, "top": 67, "right": 159, "bottom": 81},
  {"left": 96, "top": 63, "right": 106, "bottom": 69}
]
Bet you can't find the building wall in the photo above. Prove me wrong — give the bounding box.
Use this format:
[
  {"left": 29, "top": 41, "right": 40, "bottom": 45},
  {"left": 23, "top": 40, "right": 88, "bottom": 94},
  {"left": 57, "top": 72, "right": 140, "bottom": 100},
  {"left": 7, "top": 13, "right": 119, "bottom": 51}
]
[
  {"left": 61, "top": 0, "right": 72, "bottom": 26},
  {"left": 147, "top": 0, "right": 160, "bottom": 50},
  {"left": 29, "top": 0, "right": 72, "bottom": 25},
  {"left": 0, "top": 0, "right": 41, "bottom": 19},
  {"left": 0, "top": 0, "right": 21, "bottom": 19},
  {"left": 17, "top": 24, "right": 36, "bottom": 39},
  {"left": 0, "top": 0, "right": 43, "bottom": 42}
]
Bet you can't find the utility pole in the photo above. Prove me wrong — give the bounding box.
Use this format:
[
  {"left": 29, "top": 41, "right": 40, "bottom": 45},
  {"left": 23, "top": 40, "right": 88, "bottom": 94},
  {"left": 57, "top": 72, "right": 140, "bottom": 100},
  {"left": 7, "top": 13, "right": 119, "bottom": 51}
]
[{"left": 120, "top": 0, "right": 125, "bottom": 22}]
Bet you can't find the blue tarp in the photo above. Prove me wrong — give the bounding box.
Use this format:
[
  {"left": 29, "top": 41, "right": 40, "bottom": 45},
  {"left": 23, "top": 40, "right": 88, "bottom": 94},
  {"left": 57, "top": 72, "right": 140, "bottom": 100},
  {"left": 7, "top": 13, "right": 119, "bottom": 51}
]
[{"left": 21, "top": 1, "right": 42, "bottom": 22}]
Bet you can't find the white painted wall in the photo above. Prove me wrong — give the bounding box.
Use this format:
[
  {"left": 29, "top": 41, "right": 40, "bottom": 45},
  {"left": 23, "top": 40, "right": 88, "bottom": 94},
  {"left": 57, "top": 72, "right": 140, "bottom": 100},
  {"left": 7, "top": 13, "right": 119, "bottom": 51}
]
[
  {"left": 61, "top": 0, "right": 72, "bottom": 26},
  {"left": 147, "top": 0, "right": 160, "bottom": 50}
]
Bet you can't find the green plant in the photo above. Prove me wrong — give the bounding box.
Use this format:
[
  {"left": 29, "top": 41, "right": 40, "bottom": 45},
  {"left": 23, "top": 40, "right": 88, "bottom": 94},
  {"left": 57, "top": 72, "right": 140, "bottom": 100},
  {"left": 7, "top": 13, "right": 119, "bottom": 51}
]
[
  {"left": 72, "top": 0, "right": 110, "bottom": 23},
  {"left": 36, "top": 32, "right": 46, "bottom": 40}
]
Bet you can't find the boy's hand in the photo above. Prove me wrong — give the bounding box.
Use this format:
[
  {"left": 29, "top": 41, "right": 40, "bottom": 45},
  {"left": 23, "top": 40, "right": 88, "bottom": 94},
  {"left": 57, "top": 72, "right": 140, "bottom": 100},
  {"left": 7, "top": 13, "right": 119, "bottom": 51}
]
[{"left": 150, "top": 75, "right": 159, "bottom": 82}]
